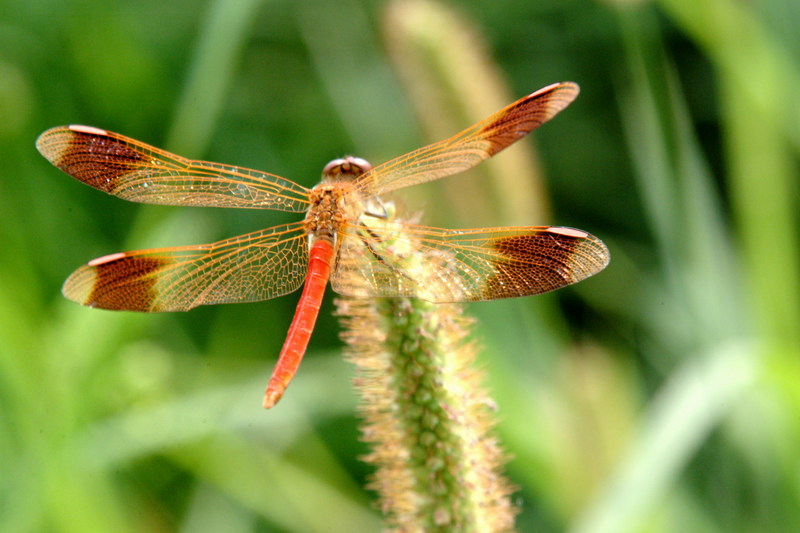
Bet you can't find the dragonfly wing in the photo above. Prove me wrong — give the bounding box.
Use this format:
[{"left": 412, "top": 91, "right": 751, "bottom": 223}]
[
  {"left": 353, "top": 82, "right": 579, "bottom": 196},
  {"left": 37, "top": 125, "right": 310, "bottom": 212},
  {"left": 331, "top": 221, "right": 608, "bottom": 303},
  {"left": 63, "top": 222, "right": 309, "bottom": 312}
]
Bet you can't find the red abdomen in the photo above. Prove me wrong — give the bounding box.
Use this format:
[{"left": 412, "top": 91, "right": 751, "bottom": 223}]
[{"left": 263, "top": 238, "right": 334, "bottom": 408}]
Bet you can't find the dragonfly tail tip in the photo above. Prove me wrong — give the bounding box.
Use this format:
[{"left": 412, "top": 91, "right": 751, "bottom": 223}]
[{"left": 262, "top": 388, "right": 284, "bottom": 409}]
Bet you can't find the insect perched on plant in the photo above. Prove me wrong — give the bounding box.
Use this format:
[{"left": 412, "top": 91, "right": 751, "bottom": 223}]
[{"left": 37, "top": 81, "right": 609, "bottom": 408}]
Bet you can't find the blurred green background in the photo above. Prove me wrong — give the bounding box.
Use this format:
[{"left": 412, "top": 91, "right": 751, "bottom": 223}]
[{"left": 2, "top": 0, "right": 799, "bottom": 531}]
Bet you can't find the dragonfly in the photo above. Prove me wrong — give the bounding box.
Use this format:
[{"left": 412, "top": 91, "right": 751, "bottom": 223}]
[{"left": 37, "top": 81, "right": 609, "bottom": 409}]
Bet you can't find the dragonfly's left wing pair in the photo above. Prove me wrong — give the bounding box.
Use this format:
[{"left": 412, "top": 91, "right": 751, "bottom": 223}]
[
  {"left": 36, "top": 125, "right": 311, "bottom": 212},
  {"left": 62, "top": 223, "right": 309, "bottom": 312}
]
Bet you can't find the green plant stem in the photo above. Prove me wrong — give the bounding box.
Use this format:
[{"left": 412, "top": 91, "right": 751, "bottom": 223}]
[{"left": 337, "top": 294, "right": 516, "bottom": 532}]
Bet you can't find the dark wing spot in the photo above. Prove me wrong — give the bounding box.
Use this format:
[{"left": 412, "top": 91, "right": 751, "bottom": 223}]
[
  {"left": 78, "top": 255, "right": 170, "bottom": 312},
  {"left": 483, "top": 230, "right": 607, "bottom": 298},
  {"left": 57, "top": 130, "right": 148, "bottom": 193}
]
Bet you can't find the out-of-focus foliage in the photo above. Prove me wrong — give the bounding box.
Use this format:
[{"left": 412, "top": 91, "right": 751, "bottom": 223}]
[{"left": 1, "top": 0, "right": 798, "bottom": 531}]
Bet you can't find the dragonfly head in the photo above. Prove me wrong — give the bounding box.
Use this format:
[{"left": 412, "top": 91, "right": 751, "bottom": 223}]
[{"left": 321, "top": 156, "right": 372, "bottom": 183}]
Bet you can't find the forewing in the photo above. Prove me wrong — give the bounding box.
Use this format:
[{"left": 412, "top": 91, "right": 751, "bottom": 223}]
[
  {"left": 63, "top": 222, "right": 309, "bottom": 312},
  {"left": 37, "top": 125, "right": 310, "bottom": 212},
  {"left": 331, "top": 222, "right": 609, "bottom": 303},
  {"left": 352, "top": 82, "right": 579, "bottom": 196}
]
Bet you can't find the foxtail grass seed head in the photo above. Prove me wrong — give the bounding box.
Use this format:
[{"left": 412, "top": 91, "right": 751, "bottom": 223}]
[{"left": 335, "top": 202, "right": 517, "bottom": 532}]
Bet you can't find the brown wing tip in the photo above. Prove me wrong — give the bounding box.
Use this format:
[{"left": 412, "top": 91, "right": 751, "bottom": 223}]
[
  {"left": 542, "top": 226, "right": 611, "bottom": 279},
  {"left": 540, "top": 80, "right": 580, "bottom": 94},
  {"left": 486, "top": 227, "right": 609, "bottom": 298},
  {"left": 571, "top": 231, "right": 611, "bottom": 280},
  {"left": 541, "top": 227, "right": 610, "bottom": 282},
  {"left": 550, "top": 80, "right": 580, "bottom": 93},
  {"left": 62, "top": 253, "right": 171, "bottom": 312},
  {"left": 62, "top": 263, "right": 100, "bottom": 307},
  {"left": 35, "top": 127, "right": 66, "bottom": 163},
  {"left": 36, "top": 125, "right": 103, "bottom": 160},
  {"left": 531, "top": 81, "right": 580, "bottom": 112},
  {"left": 37, "top": 124, "right": 147, "bottom": 193}
]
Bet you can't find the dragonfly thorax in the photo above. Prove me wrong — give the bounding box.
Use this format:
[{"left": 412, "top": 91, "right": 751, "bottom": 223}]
[
  {"left": 321, "top": 156, "right": 372, "bottom": 183},
  {"left": 304, "top": 182, "right": 360, "bottom": 242}
]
